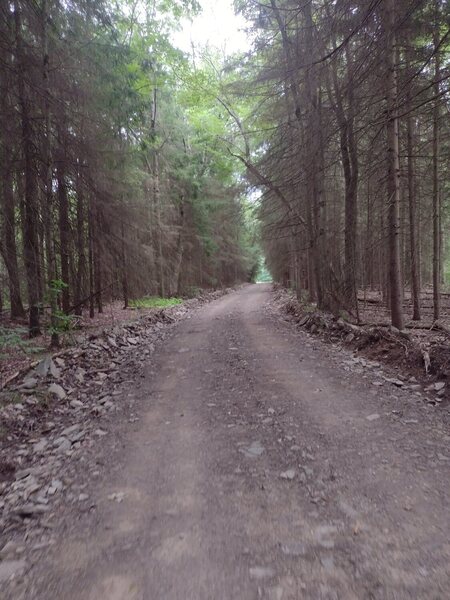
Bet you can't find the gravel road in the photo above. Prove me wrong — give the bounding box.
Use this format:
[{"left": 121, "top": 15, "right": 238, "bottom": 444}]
[{"left": 13, "top": 284, "right": 450, "bottom": 599}]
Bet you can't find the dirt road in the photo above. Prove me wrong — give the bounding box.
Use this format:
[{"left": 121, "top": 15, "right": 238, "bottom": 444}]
[{"left": 19, "top": 285, "right": 450, "bottom": 599}]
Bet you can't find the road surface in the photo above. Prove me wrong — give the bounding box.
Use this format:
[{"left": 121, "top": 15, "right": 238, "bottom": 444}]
[{"left": 24, "top": 284, "right": 450, "bottom": 599}]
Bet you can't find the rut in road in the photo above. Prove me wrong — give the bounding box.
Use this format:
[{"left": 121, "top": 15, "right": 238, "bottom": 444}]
[{"left": 20, "top": 285, "right": 450, "bottom": 599}]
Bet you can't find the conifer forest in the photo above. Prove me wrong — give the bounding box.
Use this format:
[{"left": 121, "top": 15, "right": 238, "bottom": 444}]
[{"left": 0, "top": 0, "right": 449, "bottom": 340}]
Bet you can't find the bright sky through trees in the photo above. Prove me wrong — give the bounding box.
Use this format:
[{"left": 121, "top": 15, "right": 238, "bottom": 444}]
[{"left": 172, "top": 0, "right": 249, "bottom": 55}]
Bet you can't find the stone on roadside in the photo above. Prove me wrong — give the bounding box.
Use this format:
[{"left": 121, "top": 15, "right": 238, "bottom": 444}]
[
  {"left": 383, "top": 377, "right": 404, "bottom": 387},
  {"left": 33, "top": 439, "right": 48, "bottom": 453},
  {"left": 70, "top": 399, "right": 84, "bottom": 409},
  {"left": 108, "top": 492, "right": 125, "bottom": 503},
  {"left": 0, "top": 541, "right": 24, "bottom": 560},
  {"left": 366, "top": 413, "right": 380, "bottom": 421},
  {"left": 61, "top": 424, "right": 80, "bottom": 437},
  {"left": 67, "top": 429, "right": 85, "bottom": 443},
  {"left": 47, "top": 479, "right": 64, "bottom": 495},
  {"left": 53, "top": 437, "right": 71, "bottom": 452},
  {"left": 280, "top": 469, "right": 296, "bottom": 480},
  {"left": 94, "top": 428, "right": 108, "bottom": 436},
  {"left": 0, "top": 559, "right": 27, "bottom": 583},
  {"left": 35, "top": 357, "right": 60, "bottom": 379},
  {"left": 241, "top": 441, "right": 265, "bottom": 458},
  {"left": 48, "top": 383, "right": 66, "bottom": 400},
  {"left": 21, "top": 377, "right": 38, "bottom": 390},
  {"left": 14, "top": 504, "right": 50, "bottom": 518}
]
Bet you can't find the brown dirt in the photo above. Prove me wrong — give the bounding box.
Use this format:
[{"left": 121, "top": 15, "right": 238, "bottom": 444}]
[{"left": 1, "top": 284, "right": 449, "bottom": 599}]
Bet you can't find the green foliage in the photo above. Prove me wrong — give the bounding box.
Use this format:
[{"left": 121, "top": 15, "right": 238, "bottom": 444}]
[
  {"left": 50, "top": 311, "right": 74, "bottom": 335},
  {"left": 0, "top": 326, "right": 45, "bottom": 355},
  {"left": 130, "top": 296, "right": 183, "bottom": 309},
  {"left": 48, "top": 280, "right": 74, "bottom": 335},
  {"left": 256, "top": 259, "right": 272, "bottom": 283},
  {"left": 50, "top": 279, "right": 68, "bottom": 294},
  {"left": 0, "top": 326, "right": 27, "bottom": 349}
]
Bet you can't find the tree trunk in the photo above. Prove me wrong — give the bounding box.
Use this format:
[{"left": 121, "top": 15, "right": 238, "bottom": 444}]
[
  {"left": 41, "top": 0, "right": 59, "bottom": 346},
  {"left": 57, "top": 160, "right": 70, "bottom": 313},
  {"left": 88, "top": 205, "right": 95, "bottom": 319},
  {"left": 14, "top": 1, "right": 41, "bottom": 337},
  {"left": 330, "top": 47, "right": 358, "bottom": 309},
  {"left": 0, "top": 137, "right": 25, "bottom": 319},
  {"left": 383, "top": 0, "right": 404, "bottom": 329},
  {"left": 74, "top": 168, "right": 86, "bottom": 317},
  {"left": 94, "top": 209, "right": 103, "bottom": 314},
  {"left": 172, "top": 198, "right": 185, "bottom": 297},
  {"left": 0, "top": 12, "right": 25, "bottom": 320},
  {"left": 0, "top": 177, "right": 25, "bottom": 320},
  {"left": 405, "top": 50, "right": 421, "bottom": 321},
  {"left": 121, "top": 222, "right": 129, "bottom": 308},
  {"left": 432, "top": 7, "right": 441, "bottom": 321},
  {"left": 152, "top": 91, "right": 165, "bottom": 298}
]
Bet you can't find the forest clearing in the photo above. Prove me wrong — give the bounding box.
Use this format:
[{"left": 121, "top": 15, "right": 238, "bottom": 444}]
[{"left": 1, "top": 0, "right": 449, "bottom": 598}]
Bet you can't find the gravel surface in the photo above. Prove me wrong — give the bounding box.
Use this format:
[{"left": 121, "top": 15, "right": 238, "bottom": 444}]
[{"left": 2, "top": 284, "right": 449, "bottom": 599}]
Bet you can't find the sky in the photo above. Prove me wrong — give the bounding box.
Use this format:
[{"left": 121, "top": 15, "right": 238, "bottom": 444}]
[{"left": 172, "top": 0, "right": 250, "bottom": 56}]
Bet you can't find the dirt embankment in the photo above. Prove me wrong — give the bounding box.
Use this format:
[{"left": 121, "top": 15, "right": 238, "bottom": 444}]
[{"left": 274, "top": 286, "right": 450, "bottom": 408}]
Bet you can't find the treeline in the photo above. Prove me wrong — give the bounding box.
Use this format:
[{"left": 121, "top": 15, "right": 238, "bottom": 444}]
[
  {"left": 236, "top": 0, "right": 449, "bottom": 327},
  {"left": 0, "top": 0, "right": 256, "bottom": 341}
]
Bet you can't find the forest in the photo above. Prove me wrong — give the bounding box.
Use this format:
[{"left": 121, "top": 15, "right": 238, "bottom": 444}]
[
  {"left": 235, "top": 0, "right": 450, "bottom": 331},
  {"left": 0, "top": 0, "right": 259, "bottom": 347},
  {"left": 0, "top": 0, "right": 449, "bottom": 344}
]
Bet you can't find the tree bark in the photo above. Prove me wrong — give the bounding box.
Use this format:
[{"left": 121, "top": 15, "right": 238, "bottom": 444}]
[
  {"left": 172, "top": 197, "right": 185, "bottom": 297},
  {"left": 121, "top": 221, "right": 129, "bottom": 309},
  {"left": 383, "top": 0, "right": 404, "bottom": 329},
  {"left": 0, "top": 171, "right": 25, "bottom": 320},
  {"left": 41, "top": 0, "right": 59, "bottom": 346},
  {"left": 329, "top": 47, "right": 358, "bottom": 309},
  {"left": 88, "top": 201, "right": 95, "bottom": 318},
  {"left": 432, "top": 5, "right": 441, "bottom": 321},
  {"left": 74, "top": 168, "right": 86, "bottom": 317},
  {"left": 405, "top": 50, "right": 421, "bottom": 321},
  {"left": 94, "top": 209, "right": 103, "bottom": 314},
  {"left": 0, "top": 10, "right": 25, "bottom": 320},
  {"left": 14, "top": 1, "right": 41, "bottom": 337},
  {"left": 57, "top": 159, "right": 70, "bottom": 313}
]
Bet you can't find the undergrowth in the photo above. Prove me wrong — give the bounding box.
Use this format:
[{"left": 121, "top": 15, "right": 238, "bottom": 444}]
[
  {"left": 0, "top": 326, "right": 45, "bottom": 355},
  {"left": 129, "top": 296, "right": 183, "bottom": 309}
]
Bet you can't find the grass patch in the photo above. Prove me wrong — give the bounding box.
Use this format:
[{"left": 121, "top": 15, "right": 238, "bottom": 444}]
[{"left": 129, "top": 296, "right": 183, "bottom": 309}]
